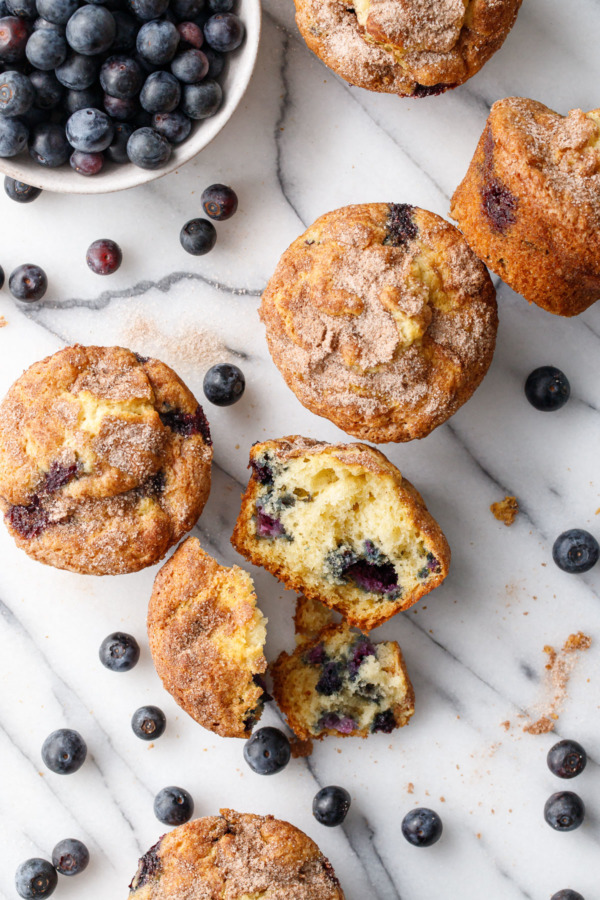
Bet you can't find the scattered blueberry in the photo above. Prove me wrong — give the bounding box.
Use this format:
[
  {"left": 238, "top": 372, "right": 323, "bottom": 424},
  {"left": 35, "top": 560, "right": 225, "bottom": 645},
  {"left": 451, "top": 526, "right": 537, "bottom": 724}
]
[
  {"left": 243, "top": 726, "right": 291, "bottom": 775},
  {"left": 6, "top": 0, "right": 36, "bottom": 18},
  {"left": 131, "top": 705, "right": 166, "bottom": 740},
  {"left": 0, "top": 69, "right": 34, "bottom": 115},
  {"left": 551, "top": 892, "right": 584, "bottom": 900},
  {"left": 151, "top": 109, "right": 190, "bottom": 143},
  {"left": 0, "top": 264, "right": 4, "bottom": 289},
  {"left": 0, "top": 113, "right": 28, "bottom": 155},
  {"left": 547, "top": 739, "right": 587, "bottom": 779},
  {"left": 201, "top": 183, "right": 237, "bottom": 220},
  {"left": 203, "top": 363, "right": 245, "bottom": 406},
  {"left": 171, "top": 0, "right": 203, "bottom": 20},
  {"left": 9, "top": 263, "right": 47, "bottom": 300},
  {"left": 170, "top": 48, "right": 207, "bottom": 82},
  {"left": 25, "top": 27, "right": 66, "bottom": 69},
  {"left": 0, "top": 16, "right": 30, "bottom": 63},
  {"left": 65, "top": 5, "right": 116, "bottom": 56},
  {"left": 140, "top": 69, "right": 180, "bottom": 113},
  {"left": 51, "top": 838, "right": 89, "bottom": 876},
  {"left": 179, "top": 217, "right": 216, "bottom": 255},
  {"left": 103, "top": 92, "right": 138, "bottom": 120},
  {"left": 525, "top": 366, "right": 570, "bottom": 411},
  {"left": 15, "top": 859, "right": 57, "bottom": 898},
  {"left": 312, "top": 786, "right": 351, "bottom": 827},
  {"left": 85, "top": 239, "right": 122, "bottom": 276},
  {"left": 100, "top": 55, "right": 143, "bottom": 99},
  {"left": 66, "top": 107, "right": 114, "bottom": 151},
  {"left": 35, "top": 0, "right": 78, "bottom": 26},
  {"left": 128, "top": 0, "right": 169, "bottom": 21},
  {"left": 552, "top": 529, "right": 599, "bottom": 574},
  {"left": 55, "top": 52, "right": 98, "bottom": 90},
  {"left": 176, "top": 20, "right": 203, "bottom": 49},
  {"left": 41, "top": 728, "right": 87, "bottom": 774},
  {"left": 544, "top": 791, "right": 585, "bottom": 832},
  {"left": 153, "top": 786, "right": 194, "bottom": 825},
  {"left": 136, "top": 18, "right": 179, "bottom": 65},
  {"left": 29, "top": 120, "right": 70, "bottom": 165},
  {"left": 99, "top": 630, "right": 140, "bottom": 671},
  {"left": 203, "top": 12, "right": 244, "bottom": 52},
  {"left": 126, "top": 125, "right": 171, "bottom": 168},
  {"left": 180, "top": 77, "right": 221, "bottom": 118},
  {"left": 401, "top": 808, "right": 443, "bottom": 847},
  {"left": 70, "top": 148, "right": 103, "bottom": 175}
]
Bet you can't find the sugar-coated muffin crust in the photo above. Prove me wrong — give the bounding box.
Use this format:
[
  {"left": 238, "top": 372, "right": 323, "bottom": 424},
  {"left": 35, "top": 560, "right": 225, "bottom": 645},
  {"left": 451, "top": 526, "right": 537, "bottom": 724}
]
[
  {"left": 0, "top": 345, "right": 212, "bottom": 575},
  {"left": 272, "top": 616, "right": 415, "bottom": 741},
  {"left": 128, "top": 810, "right": 345, "bottom": 900},
  {"left": 294, "top": 0, "right": 522, "bottom": 97},
  {"left": 451, "top": 97, "right": 600, "bottom": 317},
  {"left": 231, "top": 436, "right": 450, "bottom": 631},
  {"left": 260, "top": 203, "right": 497, "bottom": 443},
  {"left": 148, "top": 537, "right": 268, "bottom": 738}
]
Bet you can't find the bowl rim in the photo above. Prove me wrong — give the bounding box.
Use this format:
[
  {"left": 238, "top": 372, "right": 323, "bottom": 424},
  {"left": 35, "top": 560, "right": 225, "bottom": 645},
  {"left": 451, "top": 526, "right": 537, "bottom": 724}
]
[{"left": 0, "top": 0, "right": 262, "bottom": 195}]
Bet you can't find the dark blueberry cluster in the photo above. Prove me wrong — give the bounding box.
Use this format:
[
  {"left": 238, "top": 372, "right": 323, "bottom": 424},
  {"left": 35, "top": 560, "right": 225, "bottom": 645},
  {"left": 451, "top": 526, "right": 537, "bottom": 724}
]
[
  {"left": 180, "top": 183, "right": 238, "bottom": 255},
  {"left": 0, "top": 0, "right": 245, "bottom": 172},
  {"left": 385, "top": 202, "right": 417, "bottom": 247},
  {"left": 325, "top": 541, "right": 401, "bottom": 599}
]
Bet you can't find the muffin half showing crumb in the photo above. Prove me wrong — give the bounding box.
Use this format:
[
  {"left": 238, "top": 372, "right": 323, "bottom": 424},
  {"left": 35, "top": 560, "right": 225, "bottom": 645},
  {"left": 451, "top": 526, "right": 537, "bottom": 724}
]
[
  {"left": 148, "top": 537, "right": 268, "bottom": 738},
  {"left": 231, "top": 436, "right": 450, "bottom": 631},
  {"left": 272, "top": 622, "right": 415, "bottom": 740}
]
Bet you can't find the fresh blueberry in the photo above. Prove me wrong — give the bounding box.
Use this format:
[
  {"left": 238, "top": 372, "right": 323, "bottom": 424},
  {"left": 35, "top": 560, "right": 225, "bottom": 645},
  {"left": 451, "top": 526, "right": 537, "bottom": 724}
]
[
  {"left": 99, "top": 631, "right": 140, "bottom": 670},
  {"left": 41, "top": 728, "right": 87, "bottom": 774},
  {"left": 544, "top": 791, "right": 585, "bottom": 831},
  {"left": 105, "top": 119, "right": 133, "bottom": 161},
  {"left": 6, "top": 0, "right": 36, "bottom": 18},
  {"left": 208, "top": 0, "right": 234, "bottom": 12},
  {"left": 0, "top": 69, "right": 34, "bottom": 115},
  {"left": 203, "top": 363, "right": 245, "bottom": 406},
  {"left": 66, "top": 107, "right": 114, "bottom": 151},
  {"left": 0, "top": 113, "right": 27, "bottom": 154},
  {"left": 151, "top": 109, "right": 190, "bottom": 143},
  {"left": 171, "top": 0, "right": 203, "bottom": 21},
  {"left": 179, "top": 217, "right": 216, "bottom": 255},
  {"left": 139, "top": 69, "right": 180, "bottom": 113},
  {"left": 51, "top": 838, "right": 89, "bottom": 876},
  {"left": 111, "top": 10, "right": 138, "bottom": 51},
  {"left": 176, "top": 20, "right": 203, "bottom": 49},
  {"left": 180, "top": 78, "right": 220, "bottom": 118},
  {"left": 65, "top": 5, "right": 116, "bottom": 56},
  {"left": 128, "top": 0, "right": 169, "bottom": 21},
  {"left": 100, "top": 55, "right": 143, "bottom": 99},
  {"left": 131, "top": 705, "right": 166, "bottom": 740},
  {"left": 547, "top": 739, "right": 587, "bottom": 779},
  {"left": 5, "top": 176, "right": 41, "bottom": 201},
  {"left": 15, "top": 859, "right": 57, "bottom": 898},
  {"left": 35, "top": 0, "right": 78, "bottom": 25},
  {"left": 25, "top": 28, "right": 67, "bottom": 69},
  {"left": 401, "top": 808, "right": 443, "bottom": 847},
  {"left": 203, "top": 12, "right": 244, "bottom": 52},
  {"left": 312, "top": 786, "right": 351, "bottom": 827},
  {"left": 32, "top": 16, "right": 64, "bottom": 32},
  {"left": 55, "top": 52, "right": 98, "bottom": 90},
  {"left": 136, "top": 19, "right": 179, "bottom": 65},
  {"left": 103, "top": 92, "right": 138, "bottom": 120},
  {"left": 70, "top": 148, "right": 103, "bottom": 174},
  {"left": 153, "top": 786, "right": 194, "bottom": 825},
  {"left": 203, "top": 46, "right": 224, "bottom": 78},
  {"left": 64, "top": 85, "right": 101, "bottom": 114},
  {"left": 0, "top": 16, "right": 30, "bottom": 63},
  {"left": 552, "top": 529, "right": 599, "bottom": 574},
  {"left": 0, "top": 265, "right": 4, "bottom": 289},
  {"left": 551, "top": 892, "right": 584, "bottom": 900},
  {"left": 29, "top": 69, "right": 63, "bottom": 108},
  {"left": 243, "top": 726, "right": 291, "bottom": 775},
  {"left": 201, "top": 183, "right": 237, "bottom": 220},
  {"left": 126, "top": 124, "right": 170, "bottom": 168},
  {"left": 524, "top": 366, "right": 570, "bottom": 412},
  {"left": 86, "top": 238, "right": 122, "bottom": 273},
  {"left": 9, "top": 263, "right": 47, "bottom": 300},
  {"left": 170, "top": 48, "right": 207, "bottom": 83}
]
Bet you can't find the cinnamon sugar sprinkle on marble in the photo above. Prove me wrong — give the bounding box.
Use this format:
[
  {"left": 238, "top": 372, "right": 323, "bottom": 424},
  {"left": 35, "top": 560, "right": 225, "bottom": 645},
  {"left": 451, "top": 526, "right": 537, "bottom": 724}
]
[
  {"left": 523, "top": 632, "right": 592, "bottom": 735},
  {"left": 0, "top": 317, "right": 7, "bottom": 328}
]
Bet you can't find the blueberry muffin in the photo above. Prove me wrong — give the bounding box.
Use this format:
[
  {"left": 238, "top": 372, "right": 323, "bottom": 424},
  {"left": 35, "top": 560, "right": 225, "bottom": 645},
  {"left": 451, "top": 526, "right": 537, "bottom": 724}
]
[
  {"left": 272, "top": 622, "right": 415, "bottom": 740},
  {"left": 231, "top": 436, "right": 450, "bottom": 631},
  {"left": 0, "top": 345, "right": 212, "bottom": 575},
  {"left": 148, "top": 537, "right": 268, "bottom": 738},
  {"left": 294, "top": 0, "right": 522, "bottom": 97},
  {"left": 128, "top": 809, "right": 345, "bottom": 900},
  {"left": 260, "top": 203, "right": 497, "bottom": 443},
  {"left": 294, "top": 595, "right": 336, "bottom": 645},
  {"left": 451, "top": 98, "right": 600, "bottom": 317}
]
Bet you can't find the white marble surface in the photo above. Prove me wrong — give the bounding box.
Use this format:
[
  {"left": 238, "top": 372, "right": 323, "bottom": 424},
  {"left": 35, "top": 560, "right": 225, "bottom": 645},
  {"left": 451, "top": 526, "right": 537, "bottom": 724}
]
[{"left": 1, "top": 1, "right": 600, "bottom": 898}]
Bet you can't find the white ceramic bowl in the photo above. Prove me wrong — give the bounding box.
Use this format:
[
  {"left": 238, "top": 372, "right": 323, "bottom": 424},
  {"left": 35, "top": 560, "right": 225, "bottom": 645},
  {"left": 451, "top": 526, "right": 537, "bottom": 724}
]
[{"left": 0, "top": 0, "right": 261, "bottom": 194}]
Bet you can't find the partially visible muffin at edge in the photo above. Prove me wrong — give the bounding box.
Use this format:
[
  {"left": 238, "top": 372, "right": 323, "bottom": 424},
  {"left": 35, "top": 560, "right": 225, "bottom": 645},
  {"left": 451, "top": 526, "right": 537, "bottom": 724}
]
[
  {"left": 148, "top": 537, "right": 268, "bottom": 738},
  {"left": 294, "top": 0, "right": 522, "bottom": 96},
  {"left": 451, "top": 97, "right": 600, "bottom": 316},
  {"left": 0, "top": 345, "right": 212, "bottom": 575},
  {"left": 260, "top": 203, "right": 498, "bottom": 443}
]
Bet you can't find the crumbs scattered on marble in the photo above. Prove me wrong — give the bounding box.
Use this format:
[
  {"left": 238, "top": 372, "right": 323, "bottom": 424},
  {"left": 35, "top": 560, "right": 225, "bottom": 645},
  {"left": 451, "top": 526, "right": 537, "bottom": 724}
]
[
  {"left": 407, "top": 782, "right": 414, "bottom": 794},
  {"left": 523, "top": 632, "right": 592, "bottom": 734},
  {"left": 491, "top": 496, "right": 519, "bottom": 526},
  {"left": 0, "top": 316, "right": 7, "bottom": 328}
]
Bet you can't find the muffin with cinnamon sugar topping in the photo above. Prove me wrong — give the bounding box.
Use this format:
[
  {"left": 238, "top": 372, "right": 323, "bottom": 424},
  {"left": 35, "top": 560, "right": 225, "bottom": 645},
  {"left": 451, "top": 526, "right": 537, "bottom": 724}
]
[
  {"left": 0, "top": 345, "right": 212, "bottom": 575},
  {"left": 451, "top": 97, "right": 600, "bottom": 316},
  {"left": 294, "top": 0, "right": 522, "bottom": 97},
  {"left": 260, "top": 203, "right": 497, "bottom": 443},
  {"left": 128, "top": 810, "right": 345, "bottom": 900}
]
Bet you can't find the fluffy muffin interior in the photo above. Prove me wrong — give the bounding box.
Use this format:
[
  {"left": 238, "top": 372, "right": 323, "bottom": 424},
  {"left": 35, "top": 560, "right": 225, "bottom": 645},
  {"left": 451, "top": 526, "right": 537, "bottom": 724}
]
[{"left": 272, "top": 625, "right": 414, "bottom": 739}]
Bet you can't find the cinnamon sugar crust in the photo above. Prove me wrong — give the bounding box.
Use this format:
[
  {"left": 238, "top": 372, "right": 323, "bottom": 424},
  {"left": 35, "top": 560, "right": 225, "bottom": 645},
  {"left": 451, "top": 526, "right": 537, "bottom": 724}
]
[
  {"left": 128, "top": 810, "right": 345, "bottom": 900},
  {"left": 451, "top": 97, "right": 600, "bottom": 316},
  {"left": 260, "top": 204, "right": 497, "bottom": 443},
  {"left": 148, "top": 537, "right": 268, "bottom": 738},
  {"left": 0, "top": 345, "right": 212, "bottom": 575},
  {"left": 294, "top": 0, "right": 522, "bottom": 96}
]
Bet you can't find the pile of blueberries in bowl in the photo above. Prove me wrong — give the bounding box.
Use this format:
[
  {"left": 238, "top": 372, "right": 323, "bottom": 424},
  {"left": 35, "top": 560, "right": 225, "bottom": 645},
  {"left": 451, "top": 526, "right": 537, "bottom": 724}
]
[{"left": 0, "top": 0, "right": 247, "bottom": 177}]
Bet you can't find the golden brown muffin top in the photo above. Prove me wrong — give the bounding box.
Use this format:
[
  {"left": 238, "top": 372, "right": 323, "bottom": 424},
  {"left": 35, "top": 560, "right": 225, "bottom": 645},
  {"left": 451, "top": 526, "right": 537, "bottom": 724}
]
[
  {"left": 260, "top": 204, "right": 497, "bottom": 442},
  {"left": 128, "top": 810, "right": 345, "bottom": 900}
]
